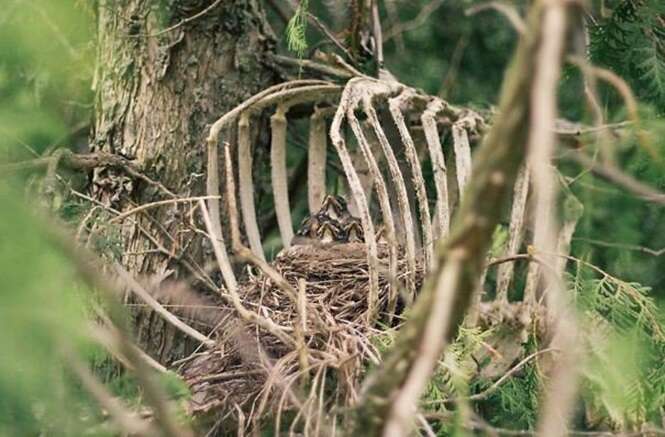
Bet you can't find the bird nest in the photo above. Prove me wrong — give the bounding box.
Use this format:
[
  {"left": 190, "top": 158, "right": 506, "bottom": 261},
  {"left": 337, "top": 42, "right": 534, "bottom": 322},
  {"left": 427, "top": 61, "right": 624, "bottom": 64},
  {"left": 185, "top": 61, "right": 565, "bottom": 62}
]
[{"left": 178, "top": 242, "right": 424, "bottom": 431}]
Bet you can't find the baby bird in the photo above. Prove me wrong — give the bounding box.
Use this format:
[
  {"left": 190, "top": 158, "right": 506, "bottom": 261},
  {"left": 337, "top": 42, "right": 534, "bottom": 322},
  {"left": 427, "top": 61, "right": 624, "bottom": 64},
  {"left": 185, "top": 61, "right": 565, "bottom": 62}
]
[
  {"left": 320, "top": 194, "right": 351, "bottom": 222},
  {"left": 317, "top": 219, "right": 343, "bottom": 244},
  {"left": 292, "top": 211, "right": 344, "bottom": 246},
  {"left": 343, "top": 217, "right": 364, "bottom": 243},
  {"left": 375, "top": 224, "right": 388, "bottom": 244}
]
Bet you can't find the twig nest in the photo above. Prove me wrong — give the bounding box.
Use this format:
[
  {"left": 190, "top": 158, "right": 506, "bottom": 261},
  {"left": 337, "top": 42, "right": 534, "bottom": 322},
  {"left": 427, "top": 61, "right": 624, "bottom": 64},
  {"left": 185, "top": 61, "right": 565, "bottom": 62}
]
[{"left": 180, "top": 243, "right": 424, "bottom": 425}]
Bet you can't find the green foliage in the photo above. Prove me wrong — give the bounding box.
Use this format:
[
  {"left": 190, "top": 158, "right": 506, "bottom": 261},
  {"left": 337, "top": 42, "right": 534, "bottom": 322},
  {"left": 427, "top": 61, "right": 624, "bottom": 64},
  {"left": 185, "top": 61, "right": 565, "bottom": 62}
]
[
  {"left": 0, "top": 0, "right": 93, "bottom": 159},
  {"left": 570, "top": 262, "right": 665, "bottom": 429},
  {"left": 286, "top": 0, "right": 310, "bottom": 57},
  {"left": 589, "top": 0, "right": 665, "bottom": 110},
  {"left": 0, "top": 187, "right": 91, "bottom": 436}
]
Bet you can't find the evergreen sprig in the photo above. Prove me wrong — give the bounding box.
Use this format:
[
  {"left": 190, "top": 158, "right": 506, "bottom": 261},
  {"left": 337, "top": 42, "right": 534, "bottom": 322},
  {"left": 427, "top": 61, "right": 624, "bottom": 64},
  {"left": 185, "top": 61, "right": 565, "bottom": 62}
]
[{"left": 286, "top": 0, "right": 310, "bottom": 57}]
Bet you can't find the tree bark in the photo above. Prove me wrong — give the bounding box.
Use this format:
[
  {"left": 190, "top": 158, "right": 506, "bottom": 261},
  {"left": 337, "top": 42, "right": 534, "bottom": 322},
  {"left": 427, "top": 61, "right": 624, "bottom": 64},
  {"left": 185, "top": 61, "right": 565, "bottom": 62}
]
[{"left": 91, "top": 0, "right": 278, "bottom": 363}]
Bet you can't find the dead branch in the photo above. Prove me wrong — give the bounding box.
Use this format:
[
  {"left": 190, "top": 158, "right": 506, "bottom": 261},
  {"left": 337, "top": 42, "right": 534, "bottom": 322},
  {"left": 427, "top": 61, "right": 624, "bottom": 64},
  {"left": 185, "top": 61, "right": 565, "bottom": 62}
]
[
  {"left": 113, "top": 263, "right": 215, "bottom": 347},
  {"left": 527, "top": 1, "right": 582, "bottom": 435},
  {"left": 573, "top": 238, "right": 665, "bottom": 256},
  {"left": 451, "top": 122, "right": 473, "bottom": 200},
  {"left": 354, "top": 0, "right": 572, "bottom": 432},
  {"left": 568, "top": 150, "right": 665, "bottom": 206},
  {"left": 198, "top": 199, "right": 296, "bottom": 347},
  {"left": 383, "top": 0, "right": 447, "bottom": 41},
  {"left": 466, "top": 2, "right": 527, "bottom": 35}
]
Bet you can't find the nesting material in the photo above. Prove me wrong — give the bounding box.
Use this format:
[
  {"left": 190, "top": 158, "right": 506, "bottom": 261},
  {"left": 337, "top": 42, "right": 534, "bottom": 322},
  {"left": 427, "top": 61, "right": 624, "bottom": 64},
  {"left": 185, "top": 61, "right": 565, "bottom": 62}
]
[{"left": 179, "top": 243, "right": 423, "bottom": 429}]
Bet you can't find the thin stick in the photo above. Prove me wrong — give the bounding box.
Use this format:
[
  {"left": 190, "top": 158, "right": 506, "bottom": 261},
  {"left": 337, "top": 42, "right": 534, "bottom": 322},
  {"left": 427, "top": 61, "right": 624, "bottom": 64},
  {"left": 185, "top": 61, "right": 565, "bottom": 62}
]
[
  {"left": 383, "top": 0, "right": 447, "bottom": 41},
  {"left": 296, "top": 279, "right": 310, "bottom": 386},
  {"left": 466, "top": 2, "right": 527, "bottom": 35},
  {"left": 143, "top": 0, "right": 223, "bottom": 37},
  {"left": 109, "top": 195, "right": 219, "bottom": 224},
  {"left": 569, "top": 150, "right": 665, "bottom": 206},
  {"left": 68, "top": 353, "right": 156, "bottom": 436},
  {"left": 198, "top": 199, "right": 296, "bottom": 347},
  {"left": 114, "top": 263, "right": 216, "bottom": 347}
]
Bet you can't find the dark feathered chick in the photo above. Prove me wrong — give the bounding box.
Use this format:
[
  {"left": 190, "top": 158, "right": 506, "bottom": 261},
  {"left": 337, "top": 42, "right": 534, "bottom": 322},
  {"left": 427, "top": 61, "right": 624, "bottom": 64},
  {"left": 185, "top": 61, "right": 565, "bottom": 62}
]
[
  {"left": 320, "top": 194, "right": 350, "bottom": 222},
  {"left": 375, "top": 224, "right": 388, "bottom": 244},
  {"left": 343, "top": 217, "right": 364, "bottom": 243},
  {"left": 317, "top": 219, "right": 343, "bottom": 243},
  {"left": 293, "top": 212, "right": 344, "bottom": 245}
]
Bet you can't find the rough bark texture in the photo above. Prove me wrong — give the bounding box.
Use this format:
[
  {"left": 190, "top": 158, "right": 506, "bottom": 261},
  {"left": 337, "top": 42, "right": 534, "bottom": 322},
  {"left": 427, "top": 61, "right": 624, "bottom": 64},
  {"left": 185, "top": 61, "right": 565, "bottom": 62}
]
[{"left": 91, "top": 0, "right": 278, "bottom": 363}]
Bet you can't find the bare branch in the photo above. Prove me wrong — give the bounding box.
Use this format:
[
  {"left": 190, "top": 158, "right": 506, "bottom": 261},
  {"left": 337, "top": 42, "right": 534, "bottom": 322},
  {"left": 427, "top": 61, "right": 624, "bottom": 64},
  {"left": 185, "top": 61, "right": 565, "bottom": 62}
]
[
  {"left": 384, "top": 0, "right": 447, "bottom": 42},
  {"left": 451, "top": 123, "right": 473, "bottom": 201},
  {"left": 569, "top": 150, "right": 665, "bottom": 206},
  {"left": 68, "top": 353, "right": 157, "bottom": 436},
  {"left": 198, "top": 199, "right": 296, "bottom": 347},
  {"left": 114, "top": 263, "right": 215, "bottom": 347},
  {"left": 466, "top": 2, "right": 527, "bottom": 35},
  {"left": 525, "top": 1, "right": 581, "bottom": 435}
]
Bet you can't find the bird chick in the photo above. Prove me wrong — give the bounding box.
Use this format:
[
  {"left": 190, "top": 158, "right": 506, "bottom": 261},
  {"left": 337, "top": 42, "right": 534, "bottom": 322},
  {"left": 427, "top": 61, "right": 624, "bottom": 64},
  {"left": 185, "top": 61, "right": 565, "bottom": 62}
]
[
  {"left": 375, "top": 224, "right": 388, "bottom": 244},
  {"left": 343, "top": 217, "right": 364, "bottom": 243},
  {"left": 320, "top": 194, "right": 351, "bottom": 222},
  {"left": 292, "top": 212, "right": 344, "bottom": 246},
  {"left": 317, "top": 220, "right": 343, "bottom": 244}
]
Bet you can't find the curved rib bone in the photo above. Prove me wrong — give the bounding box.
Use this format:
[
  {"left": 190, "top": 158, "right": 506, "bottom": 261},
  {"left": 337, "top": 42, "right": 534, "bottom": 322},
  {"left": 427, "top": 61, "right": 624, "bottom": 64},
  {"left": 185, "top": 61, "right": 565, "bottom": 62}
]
[
  {"left": 347, "top": 106, "right": 399, "bottom": 317},
  {"left": 452, "top": 122, "right": 473, "bottom": 199},
  {"left": 496, "top": 163, "right": 530, "bottom": 302},
  {"left": 329, "top": 79, "right": 380, "bottom": 323},
  {"left": 205, "top": 135, "right": 237, "bottom": 291},
  {"left": 237, "top": 113, "right": 265, "bottom": 261},
  {"left": 307, "top": 107, "right": 328, "bottom": 214},
  {"left": 270, "top": 105, "right": 294, "bottom": 248},
  {"left": 422, "top": 99, "right": 451, "bottom": 240},
  {"left": 389, "top": 92, "right": 434, "bottom": 270},
  {"left": 363, "top": 96, "right": 417, "bottom": 299}
]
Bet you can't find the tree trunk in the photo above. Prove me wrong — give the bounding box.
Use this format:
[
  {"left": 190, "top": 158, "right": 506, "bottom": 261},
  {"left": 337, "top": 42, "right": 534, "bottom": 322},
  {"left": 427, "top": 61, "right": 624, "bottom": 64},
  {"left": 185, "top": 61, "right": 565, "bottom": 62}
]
[{"left": 91, "top": 0, "right": 278, "bottom": 363}]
